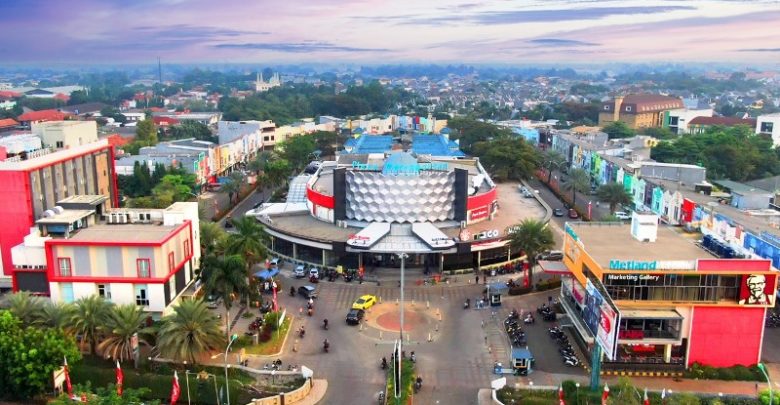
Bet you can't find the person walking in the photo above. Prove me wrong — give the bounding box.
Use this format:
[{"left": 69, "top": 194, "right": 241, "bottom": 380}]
[{"left": 476, "top": 275, "right": 480, "bottom": 284}]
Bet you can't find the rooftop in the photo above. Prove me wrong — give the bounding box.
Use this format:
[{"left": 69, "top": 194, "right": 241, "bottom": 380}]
[
  {"left": 570, "top": 222, "right": 712, "bottom": 267},
  {"left": 688, "top": 116, "right": 756, "bottom": 126},
  {"left": 36, "top": 209, "right": 94, "bottom": 225},
  {"left": 0, "top": 139, "right": 110, "bottom": 171},
  {"left": 65, "top": 223, "right": 180, "bottom": 243},
  {"left": 57, "top": 195, "right": 108, "bottom": 205},
  {"left": 17, "top": 109, "right": 68, "bottom": 122}
]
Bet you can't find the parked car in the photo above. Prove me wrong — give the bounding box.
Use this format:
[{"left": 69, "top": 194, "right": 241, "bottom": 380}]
[
  {"left": 614, "top": 211, "right": 631, "bottom": 221},
  {"left": 346, "top": 309, "right": 365, "bottom": 325},
  {"left": 270, "top": 257, "right": 282, "bottom": 267},
  {"left": 297, "top": 285, "right": 318, "bottom": 299},
  {"left": 568, "top": 209, "right": 579, "bottom": 219},
  {"left": 224, "top": 216, "right": 233, "bottom": 228},
  {"left": 293, "top": 265, "right": 306, "bottom": 278},
  {"left": 537, "top": 250, "right": 564, "bottom": 261},
  {"left": 352, "top": 295, "right": 378, "bottom": 310},
  {"left": 553, "top": 208, "right": 565, "bottom": 217},
  {"left": 309, "top": 268, "right": 320, "bottom": 279},
  {"left": 206, "top": 295, "right": 222, "bottom": 309}
]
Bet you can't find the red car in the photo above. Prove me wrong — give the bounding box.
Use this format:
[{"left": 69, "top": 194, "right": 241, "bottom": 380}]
[{"left": 568, "top": 209, "right": 579, "bottom": 219}]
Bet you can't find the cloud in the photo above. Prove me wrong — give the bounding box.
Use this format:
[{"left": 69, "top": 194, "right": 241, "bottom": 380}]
[
  {"left": 421, "top": 5, "right": 696, "bottom": 25},
  {"left": 738, "top": 48, "right": 780, "bottom": 52},
  {"left": 213, "top": 41, "right": 389, "bottom": 53},
  {"left": 132, "top": 24, "right": 268, "bottom": 39},
  {"left": 528, "top": 38, "right": 599, "bottom": 47}
]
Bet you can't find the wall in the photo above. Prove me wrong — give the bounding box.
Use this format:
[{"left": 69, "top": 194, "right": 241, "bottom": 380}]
[
  {"left": 687, "top": 306, "right": 765, "bottom": 367},
  {"left": 0, "top": 170, "right": 33, "bottom": 278},
  {"left": 248, "top": 378, "right": 312, "bottom": 405}
]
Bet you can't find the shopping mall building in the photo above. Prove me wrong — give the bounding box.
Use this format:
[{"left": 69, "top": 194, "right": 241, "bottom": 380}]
[
  {"left": 250, "top": 135, "right": 546, "bottom": 274},
  {"left": 557, "top": 211, "right": 778, "bottom": 372}
]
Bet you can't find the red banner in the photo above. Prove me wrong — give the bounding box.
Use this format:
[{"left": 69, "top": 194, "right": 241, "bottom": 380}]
[
  {"left": 170, "top": 371, "right": 181, "bottom": 405},
  {"left": 116, "top": 361, "right": 123, "bottom": 396},
  {"left": 64, "top": 357, "right": 73, "bottom": 397}
]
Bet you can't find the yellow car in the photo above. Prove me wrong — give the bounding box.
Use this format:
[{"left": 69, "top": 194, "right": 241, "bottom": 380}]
[{"left": 352, "top": 294, "right": 377, "bottom": 310}]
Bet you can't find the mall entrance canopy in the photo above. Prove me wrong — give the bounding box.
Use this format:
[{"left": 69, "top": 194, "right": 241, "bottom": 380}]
[{"left": 346, "top": 222, "right": 457, "bottom": 254}]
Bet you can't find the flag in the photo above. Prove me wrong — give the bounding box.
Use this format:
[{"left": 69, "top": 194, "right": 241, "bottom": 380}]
[
  {"left": 661, "top": 388, "right": 667, "bottom": 405},
  {"left": 601, "top": 384, "right": 610, "bottom": 405},
  {"left": 558, "top": 384, "right": 566, "bottom": 405},
  {"left": 169, "top": 371, "right": 181, "bottom": 405},
  {"left": 115, "top": 360, "right": 124, "bottom": 396},
  {"left": 643, "top": 388, "right": 650, "bottom": 405},
  {"left": 63, "top": 356, "right": 73, "bottom": 397},
  {"left": 272, "top": 282, "right": 278, "bottom": 312}
]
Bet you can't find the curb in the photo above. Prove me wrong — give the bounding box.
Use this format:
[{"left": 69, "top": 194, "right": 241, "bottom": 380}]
[{"left": 601, "top": 370, "right": 685, "bottom": 378}]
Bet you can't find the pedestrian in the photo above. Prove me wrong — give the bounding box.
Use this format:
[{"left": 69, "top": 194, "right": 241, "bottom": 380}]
[{"left": 476, "top": 275, "right": 480, "bottom": 284}]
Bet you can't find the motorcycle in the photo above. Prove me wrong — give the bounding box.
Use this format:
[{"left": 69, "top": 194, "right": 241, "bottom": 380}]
[
  {"left": 289, "top": 286, "right": 296, "bottom": 297},
  {"left": 524, "top": 314, "right": 535, "bottom": 324},
  {"left": 323, "top": 319, "right": 329, "bottom": 330},
  {"left": 414, "top": 377, "right": 422, "bottom": 393},
  {"left": 298, "top": 327, "right": 305, "bottom": 338},
  {"left": 381, "top": 357, "right": 388, "bottom": 370},
  {"left": 308, "top": 307, "right": 313, "bottom": 317},
  {"left": 410, "top": 351, "right": 416, "bottom": 363},
  {"left": 463, "top": 298, "right": 470, "bottom": 309},
  {"left": 323, "top": 339, "right": 330, "bottom": 353},
  {"left": 378, "top": 391, "right": 385, "bottom": 404},
  {"left": 564, "top": 356, "right": 580, "bottom": 367}
]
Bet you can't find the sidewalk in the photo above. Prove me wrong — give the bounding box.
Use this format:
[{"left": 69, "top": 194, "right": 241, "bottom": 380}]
[{"left": 294, "top": 379, "right": 328, "bottom": 405}]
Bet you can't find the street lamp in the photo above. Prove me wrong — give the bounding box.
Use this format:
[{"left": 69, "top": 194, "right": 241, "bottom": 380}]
[
  {"left": 183, "top": 361, "right": 191, "bottom": 405},
  {"left": 759, "top": 363, "right": 773, "bottom": 405},
  {"left": 576, "top": 382, "right": 580, "bottom": 404},
  {"left": 196, "top": 371, "right": 220, "bottom": 405},
  {"left": 224, "top": 334, "right": 239, "bottom": 405}
]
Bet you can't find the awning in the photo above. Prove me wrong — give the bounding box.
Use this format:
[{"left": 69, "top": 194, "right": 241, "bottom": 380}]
[
  {"left": 347, "top": 222, "right": 391, "bottom": 250},
  {"left": 253, "top": 268, "right": 280, "bottom": 279},
  {"left": 620, "top": 309, "right": 683, "bottom": 320},
  {"left": 411, "top": 222, "right": 455, "bottom": 250},
  {"left": 538, "top": 260, "right": 570, "bottom": 274}
]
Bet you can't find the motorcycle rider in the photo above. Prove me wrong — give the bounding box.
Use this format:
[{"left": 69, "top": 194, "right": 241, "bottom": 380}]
[
  {"left": 410, "top": 351, "right": 416, "bottom": 363},
  {"left": 323, "top": 319, "right": 329, "bottom": 330},
  {"left": 289, "top": 286, "right": 295, "bottom": 296},
  {"left": 381, "top": 357, "right": 388, "bottom": 369},
  {"left": 298, "top": 325, "right": 305, "bottom": 338},
  {"left": 323, "top": 339, "right": 330, "bottom": 352}
]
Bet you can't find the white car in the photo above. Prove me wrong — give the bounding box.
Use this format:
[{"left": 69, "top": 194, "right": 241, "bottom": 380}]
[
  {"left": 270, "top": 257, "right": 281, "bottom": 266},
  {"left": 293, "top": 265, "right": 306, "bottom": 278},
  {"left": 614, "top": 211, "right": 631, "bottom": 221},
  {"left": 309, "top": 268, "right": 320, "bottom": 279}
]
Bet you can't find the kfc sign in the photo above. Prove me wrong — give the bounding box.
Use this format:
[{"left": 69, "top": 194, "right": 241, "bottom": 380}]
[
  {"left": 738, "top": 274, "right": 777, "bottom": 306},
  {"left": 470, "top": 206, "right": 489, "bottom": 221}
]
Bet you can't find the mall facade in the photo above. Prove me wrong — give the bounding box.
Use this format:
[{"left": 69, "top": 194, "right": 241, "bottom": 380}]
[
  {"left": 557, "top": 211, "right": 778, "bottom": 372},
  {"left": 250, "top": 135, "right": 547, "bottom": 274}
]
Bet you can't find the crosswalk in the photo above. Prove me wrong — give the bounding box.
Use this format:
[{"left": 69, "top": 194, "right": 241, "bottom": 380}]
[{"left": 314, "top": 282, "right": 481, "bottom": 310}]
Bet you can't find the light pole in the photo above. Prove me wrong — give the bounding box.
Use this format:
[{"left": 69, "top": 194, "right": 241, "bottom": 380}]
[
  {"left": 759, "top": 363, "right": 773, "bottom": 405},
  {"left": 183, "top": 361, "right": 191, "bottom": 405},
  {"left": 224, "top": 334, "right": 238, "bottom": 405},
  {"left": 197, "top": 371, "right": 220, "bottom": 405},
  {"left": 397, "top": 253, "right": 408, "bottom": 342}
]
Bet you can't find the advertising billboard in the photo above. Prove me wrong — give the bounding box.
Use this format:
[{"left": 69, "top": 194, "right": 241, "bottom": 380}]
[
  {"left": 583, "top": 279, "right": 621, "bottom": 360},
  {"left": 738, "top": 273, "right": 777, "bottom": 307}
]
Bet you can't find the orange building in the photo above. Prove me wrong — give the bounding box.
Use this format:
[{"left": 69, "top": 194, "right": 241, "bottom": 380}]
[{"left": 599, "top": 94, "right": 684, "bottom": 129}]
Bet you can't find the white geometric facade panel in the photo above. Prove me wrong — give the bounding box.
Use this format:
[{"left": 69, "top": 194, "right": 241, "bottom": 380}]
[{"left": 345, "top": 171, "right": 456, "bottom": 223}]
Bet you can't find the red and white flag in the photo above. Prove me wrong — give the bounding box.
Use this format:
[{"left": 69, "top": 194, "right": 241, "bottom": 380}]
[
  {"left": 272, "top": 282, "right": 278, "bottom": 312},
  {"left": 661, "top": 388, "right": 667, "bottom": 405},
  {"left": 643, "top": 388, "right": 650, "bottom": 405},
  {"left": 558, "top": 384, "right": 566, "bottom": 405},
  {"left": 116, "top": 360, "right": 124, "bottom": 396},
  {"left": 601, "top": 383, "right": 610, "bottom": 405},
  {"left": 63, "top": 356, "right": 73, "bottom": 397},
  {"left": 169, "top": 371, "right": 181, "bottom": 405}
]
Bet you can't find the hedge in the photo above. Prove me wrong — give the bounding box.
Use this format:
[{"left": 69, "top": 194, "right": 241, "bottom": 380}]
[
  {"left": 687, "top": 362, "right": 764, "bottom": 382},
  {"left": 536, "top": 279, "right": 562, "bottom": 291}
]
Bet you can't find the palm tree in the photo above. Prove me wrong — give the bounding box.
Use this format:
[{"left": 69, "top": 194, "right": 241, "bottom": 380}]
[
  {"left": 541, "top": 150, "right": 567, "bottom": 184},
  {"left": 42, "top": 301, "right": 75, "bottom": 331},
  {"left": 561, "top": 168, "right": 590, "bottom": 207},
  {"left": 200, "top": 221, "right": 227, "bottom": 256},
  {"left": 225, "top": 216, "right": 268, "bottom": 271},
  {"left": 205, "top": 254, "right": 249, "bottom": 339},
  {"left": 99, "top": 304, "right": 154, "bottom": 362},
  {"left": 72, "top": 295, "right": 113, "bottom": 355},
  {"left": 597, "top": 183, "right": 633, "bottom": 213},
  {"left": 2, "top": 291, "right": 46, "bottom": 326},
  {"left": 222, "top": 171, "right": 245, "bottom": 204},
  {"left": 509, "top": 219, "right": 555, "bottom": 288},
  {"left": 247, "top": 151, "right": 273, "bottom": 176},
  {"left": 157, "top": 299, "right": 224, "bottom": 364}
]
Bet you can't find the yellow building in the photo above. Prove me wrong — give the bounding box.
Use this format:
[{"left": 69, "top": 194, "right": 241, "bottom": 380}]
[{"left": 599, "top": 94, "right": 684, "bottom": 129}]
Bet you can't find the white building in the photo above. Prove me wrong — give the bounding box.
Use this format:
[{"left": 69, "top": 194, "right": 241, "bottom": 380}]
[
  {"left": 757, "top": 113, "right": 780, "bottom": 146},
  {"left": 665, "top": 108, "right": 713, "bottom": 135}
]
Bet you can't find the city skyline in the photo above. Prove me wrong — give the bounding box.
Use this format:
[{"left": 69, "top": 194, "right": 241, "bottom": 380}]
[{"left": 1, "top": 0, "right": 780, "bottom": 65}]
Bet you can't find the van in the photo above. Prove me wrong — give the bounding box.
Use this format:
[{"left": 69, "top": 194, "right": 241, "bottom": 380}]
[{"left": 298, "top": 285, "right": 318, "bottom": 299}]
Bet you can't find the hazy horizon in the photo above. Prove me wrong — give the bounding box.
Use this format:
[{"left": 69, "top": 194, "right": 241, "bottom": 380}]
[{"left": 1, "top": 0, "right": 780, "bottom": 65}]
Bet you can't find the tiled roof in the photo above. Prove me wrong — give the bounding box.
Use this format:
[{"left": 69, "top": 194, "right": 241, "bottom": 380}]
[
  {"left": 153, "top": 116, "right": 179, "bottom": 126},
  {"left": 16, "top": 109, "right": 68, "bottom": 122},
  {"left": 0, "top": 118, "right": 18, "bottom": 128},
  {"left": 688, "top": 116, "right": 757, "bottom": 126}
]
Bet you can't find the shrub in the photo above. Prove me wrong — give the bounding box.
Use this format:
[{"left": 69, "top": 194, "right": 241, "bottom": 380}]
[
  {"left": 508, "top": 286, "right": 533, "bottom": 296},
  {"left": 264, "top": 312, "right": 281, "bottom": 331},
  {"left": 536, "top": 279, "right": 563, "bottom": 291},
  {"left": 718, "top": 368, "right": 735, "bottom": 381},
  {"left": 242, "top": 311, "right": 254, "bottom": 319}
]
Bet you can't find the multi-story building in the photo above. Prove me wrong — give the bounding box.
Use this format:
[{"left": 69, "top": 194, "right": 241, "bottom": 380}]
[
  {"left": 16, "top": 109, "right": 69, "bottom": 128},
  {"left": 756, "top": 113, "right": 780, "bottom": 146},
  {"left": 687, "top": 116, "right": 756, "bottom": 135},
  {"left": 0, "top": 140, "right": 118, "bottom": 291},
  {"left": 558, "top": 214, "right": 778, "bottom": 372},
  {"left": 599, "top": 95, "right": 685, "bottom": 129},
  {"left": 11, "top": 199, "right": 200, "bottom": 315},
  {"left": 663, "top": 108, "right": 713, "bottom": 135},
  {"left": 31, "top": 120, "right": 98, "bottom": 149}
]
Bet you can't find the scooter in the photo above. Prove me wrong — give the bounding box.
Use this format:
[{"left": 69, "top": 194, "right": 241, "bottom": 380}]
[
  {"left": 298, "top": 327, "right": 305, "bottom": 338},
  {"left": 289, "top": 286, "right": 296, "bottom": 297},
  {"left": 524, "top": 314, "right": 535, "bottom": 324},
  {"left": 563, "top": 356, "right": 580, "bottom": 367},
  {"left": 378, "top": 391, "right": 385, "bottom": 404},
  {"left": 323, "top": 340, "right": 330, "bottom": 353},
  {"left": 410, "top": 351, "right": 416, "bottom": 363},
  {"left": 463, "top": 299, "right": 470, "bottom": 309},
  {"left": 381, "top": 357, "right": 388, "bottom": 370},
  {"left": 414, "top": 377, "right": 422, "bottom": 393},
  {"left": 323, "top": 319, "right": 329, "bottom": 330},
  {"left": 308, "top": 307, "right": 313, "bottom": 317}
]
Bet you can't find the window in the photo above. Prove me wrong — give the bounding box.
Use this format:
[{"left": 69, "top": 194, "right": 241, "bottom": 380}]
[
  {"left": 61, "top": 283, "right": 74, "bottom": 303},
  {"left": 135, "top": 284, "right": 149, "bottom": 306},
  {"left": 168, "top": 252, "right": 175, "bottom": 272},
  {"left": 761, "top": 122, "right": 774, "bottom": 133},
  {"left": 137, "top": 259, "right": 151, "bottom": 278},
  {"left": 97, "top": 284, "right": 112, "bottom": 300},
  {"left": 57, "top": 258, "right": 72, "bottom": 277},
  {"left": 56, "top": 141, "right": 64, "bottom": 148},
  {"left": 184, "top": 240, "right": 191, "bottom": 258}
]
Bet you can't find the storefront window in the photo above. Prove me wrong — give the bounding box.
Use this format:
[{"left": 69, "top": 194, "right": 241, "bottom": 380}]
[{"left": 604, "top": 274, "right": 739, "bottom": 302}]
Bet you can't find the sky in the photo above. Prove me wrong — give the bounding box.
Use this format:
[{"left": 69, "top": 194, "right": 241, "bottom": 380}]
[{"left": 1, "top": 0, "right": 780, "bottom": 65}]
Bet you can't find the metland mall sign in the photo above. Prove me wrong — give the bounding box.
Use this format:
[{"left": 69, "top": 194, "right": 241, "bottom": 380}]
[{"left": 608, "top": 260, "right": 696, "bottom": 271}]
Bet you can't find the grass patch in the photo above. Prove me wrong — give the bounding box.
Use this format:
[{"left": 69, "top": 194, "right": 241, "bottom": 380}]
[
  {"left": 239, "top": 317, "right": 292, "bottom": 355},
  {"left": 386, "top": 359, "right": 415, "bottom": 404}
]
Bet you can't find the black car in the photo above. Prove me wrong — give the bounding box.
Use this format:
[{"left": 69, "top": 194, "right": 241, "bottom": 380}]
[
  {"left": 553, "top": 208, "right": 565, "bottom": 217},
  {"left": 346, "top": 309, "right": 365, "bottom": 325}
]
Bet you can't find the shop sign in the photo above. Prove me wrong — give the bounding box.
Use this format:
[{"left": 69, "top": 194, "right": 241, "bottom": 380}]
[
  {"left": 605, "top": 273, "right": 660, "bottom": 283},
  {"left": 470, "top": 206, "right": 489, "bottom": 221},
  {"left": 473, "top": 229, "right": 500, "bottom": 241},
  {"left": 565, "top": 223, "right": 579, "bottom": 242},
  {"left": 608, "top": 260, "right": 696, "bottom": 271}
]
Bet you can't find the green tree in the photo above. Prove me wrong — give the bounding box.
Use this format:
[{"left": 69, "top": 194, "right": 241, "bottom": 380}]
[
  {"left": 508, "top": 219, "right": 554, "bottom": 289},
  {"left": 562, "top": 168, "right": 590, "bottom": 207},
  {"left": 152, "top": 174, "right": 195, "bottom": 203},
  {"left": 135, "top": 119, "right": 158, "bottom": 145},
  {"left": 278, "top": 134, "right": 316, "bottom": 170},
  {"left": 72, "top": 295, "right": 113, "bottom": 355},
  {"left": 0, "top": 310, "right": 81, "bottom": 400},
  {"left": 169, "top": 121, "right": 215, "bottom": 142},
  {"left": 640, "top": 126, "right": 676, "bottom": 139},
  {"left": 602, "top": 121, "right": 636, "bottom": 139},
  {"left": 98, "top": 304, "right": 153, "bottom": 362},
  {"left": 667, "top": 392, "right": 701, "bottom": 405},
  {"left": 200, "top": 221, "right": 227, "bottom": 256},
  {"left": 205, "top": 255, "right": 249, "bottom": 339},
  {"left": 597, "top": 183, "right": 633, "bottom": 213},
  {"left": 610, "top": 377, "right": 641, "bottom": 405},
  {"left": 312, "top": 130, "right": 340, "bottom": 157},
  {"left": 263, "top": 158, "right": 291, "bottom": 189},
  {"left": 156, "top": 299, "right": 224, "bottom": 364},
  {"left": 2, "top": 291, "right": 46, "bottom": 326},
  {"left": 222, "top": 171, "right": 245, "bottom": 204},
  {"left": 42, "top": 301, "right": 76, "bottom": 331},
  {"left": 247, "top": 151, "right": 273, "bottom": 175},
  {"left": 541, "top": 150, "right": 567, "bottom": 184},
  {"left": 447, "top": 117, "right": 514, "bottom": 153},
  {"left": 225, "top": 217, "right": 268, "bottom": 305},
  {"left": 471, "top": 138, "right": 540, "bottom": 181}
]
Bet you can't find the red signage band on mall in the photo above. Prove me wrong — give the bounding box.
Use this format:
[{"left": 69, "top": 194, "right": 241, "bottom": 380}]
[{"left": 470, "top": 206, "right": 489, "bottom": 221}]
